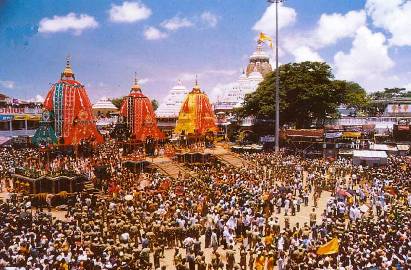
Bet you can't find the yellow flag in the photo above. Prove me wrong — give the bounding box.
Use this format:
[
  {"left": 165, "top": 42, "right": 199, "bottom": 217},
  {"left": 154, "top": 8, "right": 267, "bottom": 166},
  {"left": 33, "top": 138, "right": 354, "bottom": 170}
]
[
  {"left": 316, "top": 238, "right": 339, "bottom": 255},
  {"left": 258, "top": 32, "right": 273, "bottom": 48}
]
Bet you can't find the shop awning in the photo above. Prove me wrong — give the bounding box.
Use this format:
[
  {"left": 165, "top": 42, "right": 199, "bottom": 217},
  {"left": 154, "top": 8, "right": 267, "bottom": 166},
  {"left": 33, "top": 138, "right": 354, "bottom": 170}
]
[
  {"left": 370, "top": 144, "right": 398, "bottom": 152},
  {"left": 353, "top": 150, "right": 387, "bottom": 159},
  {"left": 0, "top": 136, "right": 12, "bottom": 146},
  {"left": 397, "top": 145, "right": 410, "bottom": 151}
]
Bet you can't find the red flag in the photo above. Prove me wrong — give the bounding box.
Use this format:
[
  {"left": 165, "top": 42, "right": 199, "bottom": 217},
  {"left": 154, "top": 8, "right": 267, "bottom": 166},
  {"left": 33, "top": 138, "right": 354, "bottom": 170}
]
[
  {"left": 159, "top": 179, "right": 171, "bottom": 191},
  {"left": 175, "top": 185, "right": 184, "bottom": 196}
]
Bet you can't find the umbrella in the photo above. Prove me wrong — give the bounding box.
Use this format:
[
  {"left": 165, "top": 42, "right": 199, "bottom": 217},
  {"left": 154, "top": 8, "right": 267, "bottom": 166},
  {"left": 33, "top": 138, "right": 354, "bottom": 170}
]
[
  {"left": 336, "top": 188, "right": 352, "bottom": 197},
  {"left": 124, "top": 195, "right": 133, "bottom": 201},
  {"left": 359, "top": 205, "right": 369, "bottom": 213}
]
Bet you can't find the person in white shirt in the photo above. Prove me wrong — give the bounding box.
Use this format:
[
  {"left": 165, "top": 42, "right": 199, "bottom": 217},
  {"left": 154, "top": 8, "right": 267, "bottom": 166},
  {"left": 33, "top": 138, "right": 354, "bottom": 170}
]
[{"left": 284, "top": 198, "right": 290, "bottom": 216}]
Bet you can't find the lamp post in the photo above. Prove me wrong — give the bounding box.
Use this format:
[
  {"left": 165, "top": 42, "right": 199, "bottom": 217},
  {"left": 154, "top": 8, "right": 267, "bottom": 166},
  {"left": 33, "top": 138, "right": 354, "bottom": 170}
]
[{"left": 268, "top": 0, "right": 283, "bottom": 152}]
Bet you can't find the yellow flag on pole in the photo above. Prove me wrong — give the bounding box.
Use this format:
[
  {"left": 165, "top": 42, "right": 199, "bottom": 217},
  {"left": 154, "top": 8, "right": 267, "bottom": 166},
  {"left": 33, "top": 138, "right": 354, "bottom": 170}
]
[
  {"left": 316, "top": 238, "right": 339, "bottom": 255},
  {"left": 258, "top": 32, "right": 273, "bottom": 48}
]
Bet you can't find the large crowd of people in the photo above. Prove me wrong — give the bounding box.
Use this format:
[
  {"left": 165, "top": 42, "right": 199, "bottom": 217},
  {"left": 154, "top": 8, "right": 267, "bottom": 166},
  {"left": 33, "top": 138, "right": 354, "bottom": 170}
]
[{"left": 0, "top": 141, "right": 410, "bottom": 269}]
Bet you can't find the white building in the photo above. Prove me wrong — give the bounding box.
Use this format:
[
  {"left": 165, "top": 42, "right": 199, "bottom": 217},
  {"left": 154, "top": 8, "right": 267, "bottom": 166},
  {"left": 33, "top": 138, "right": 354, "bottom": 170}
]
[
  {"left": 92, "top": 96, "right": 118, "bottom": 117},
  {"left": 156, "top": 80, "right": 189, "bottom": 118},
  {"left": 214, "top": 43, "right": 271, "bottom": 112},
  {"left": 156, "top": 81, "right": 190, "bottom": 135}
]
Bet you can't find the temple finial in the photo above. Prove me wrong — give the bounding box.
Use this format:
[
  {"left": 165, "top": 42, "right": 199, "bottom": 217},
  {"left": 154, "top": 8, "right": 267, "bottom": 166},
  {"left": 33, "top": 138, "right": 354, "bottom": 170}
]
[
  {"left": 131, "top": 72, "right": 141, "bottom": 92},
  {"left": 66, "top": 54, "right": 71, "bottom": 68},
  {"left": 61, "top": 54, "right": 74, "bottom": 80},
  {"left": 193, "top": 74, "right": 201, "bottom": 91},
  {"left": 134, "top": 72, "right": 138, "bottom": 85}
]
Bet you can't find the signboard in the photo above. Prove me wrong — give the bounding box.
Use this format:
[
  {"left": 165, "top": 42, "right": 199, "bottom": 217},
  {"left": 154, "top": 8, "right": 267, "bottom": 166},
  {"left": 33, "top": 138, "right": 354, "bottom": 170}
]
[
  {"left": 0, "top": 106, "right": 42, "bottom": 115},
  {"left": 385, "top": 104, "right": 411, "bottom": 114},
  {"left": 0, "top": 106, "right": 42, "bottom": 121},
  {"left": 325, "top": 132, "right": 342, "bottom": 139},
  {"left": 260, "top": 135, "right": 275, "bottom": 142},
  {"left": 0, "top": 115, "right": 13, "bottom": 121},
  {"left": 342, "top": 131, "right": 361, "bottom": 138}
]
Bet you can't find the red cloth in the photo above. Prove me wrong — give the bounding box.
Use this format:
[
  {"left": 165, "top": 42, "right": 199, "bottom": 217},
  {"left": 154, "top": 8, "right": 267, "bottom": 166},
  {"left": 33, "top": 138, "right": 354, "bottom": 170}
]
[
  {"left": 175, "top": 185, "right": 185, "bottom": 196},
  {"left": 120, "top": 89, "right": 164, "bottom": 141},
  {"left": 159, "top": 179, "right": 171, "bottom": 191},
  {"left": 44, "top": 79, "right": 103, "bottom": 145}
]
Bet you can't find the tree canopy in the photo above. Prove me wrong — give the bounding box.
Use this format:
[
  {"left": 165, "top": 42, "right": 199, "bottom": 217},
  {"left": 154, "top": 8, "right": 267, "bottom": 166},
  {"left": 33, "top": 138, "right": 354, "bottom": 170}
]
[
  {"left": 151, "top": 99, "right": 159, "bottom": 111},
  {"left": 369, "top": 87, "right": 411, "bottom": 100},
  {"left": 237, "top": 61, "right": 368, "bottom": 128},
  {"left": 111, "top": 97, "right": 123, "bottom": 109}
]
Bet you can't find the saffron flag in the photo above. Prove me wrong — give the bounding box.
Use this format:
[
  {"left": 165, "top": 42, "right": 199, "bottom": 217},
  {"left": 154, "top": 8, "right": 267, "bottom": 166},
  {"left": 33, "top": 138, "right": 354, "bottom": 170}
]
[
  {"left": 259, "top": 32, "right": 273, "bottom": 48},
  {"left": 316, "top": 238, "right": 339, "bottom": 255}
]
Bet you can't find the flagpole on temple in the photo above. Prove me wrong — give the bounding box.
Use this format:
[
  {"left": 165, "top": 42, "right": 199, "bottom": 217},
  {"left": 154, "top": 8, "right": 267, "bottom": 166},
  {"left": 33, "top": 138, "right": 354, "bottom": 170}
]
[{"left": 268, "top": 0, "right": 284, "bottom": 153}]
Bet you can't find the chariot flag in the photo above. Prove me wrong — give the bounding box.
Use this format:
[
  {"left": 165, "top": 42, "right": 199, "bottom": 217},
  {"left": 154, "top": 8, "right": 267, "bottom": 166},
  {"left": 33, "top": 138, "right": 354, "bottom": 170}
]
[{"left": 258, "top": 32, "right": 273, "bottom": 48}]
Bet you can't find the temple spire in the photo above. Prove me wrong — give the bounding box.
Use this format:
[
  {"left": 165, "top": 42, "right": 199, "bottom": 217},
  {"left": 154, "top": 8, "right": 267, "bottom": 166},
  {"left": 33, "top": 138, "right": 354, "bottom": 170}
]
[
  {"left": 66, "top": 55, "right": 71, "bottom": 68},
  {"left": 131, "top": 72, "right": 141, "bottom": 93},
  {"left": 61, "top": 54, "right": 75, "bottom": 80},
  {"left": 134, "top": 72, "right": 138, "bottom": 85},
  {"left": 193, "top": 75, "right": 201, "bottom": 92}
]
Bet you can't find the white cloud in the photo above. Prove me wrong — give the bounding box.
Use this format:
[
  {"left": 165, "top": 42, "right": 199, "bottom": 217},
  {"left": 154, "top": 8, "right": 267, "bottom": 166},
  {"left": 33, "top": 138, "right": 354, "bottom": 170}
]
[
  {"left": 139, "top": 78, "right": 149, "bottom": 85},
  {"left": 280, "top": 9, "right": 366, "bottom": 63},
  {"left": 334, "top": 26, "right": 394, "bottom": 90},
  {"left": 404, "top": 83, "right": 411, "bottom": 91},
  {"left": 366, "top": 0, "right": 411, "bottom": 46},
  {"left": 161, "top": 16, "right": 193, "bottom": 31},
  {"left": 313, "top": 10, "right": 366, "bottom": 48},
  {"left": 143, "top": 26, "right": 168, "bottom": 40},
  {"left": 200, "top": 11, "right": 219, "bottom": 28},
  {"left": 26, "top": 94, "right": 44, "bottom": 103},
  {"left": 39, "top": 13, "right": 98, "bottom": 35},
  {"left": 109, "top": 1, "right": 151, "bottom": 23},
  {"left": 292, "top": 46, "right": 323, "bottom": 63},
  {"left": 253, "top": 3, "right": 297, "bottom": 36},
  {"left": 0, "top": 80, "right": 15, "bottom": 89}
]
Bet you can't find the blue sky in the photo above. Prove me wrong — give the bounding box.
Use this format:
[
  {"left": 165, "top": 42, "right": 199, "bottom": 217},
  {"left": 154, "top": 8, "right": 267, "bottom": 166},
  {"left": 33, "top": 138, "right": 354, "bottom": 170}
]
[{"left": 1, "top": 0, "right": 411, "bottom": 103}]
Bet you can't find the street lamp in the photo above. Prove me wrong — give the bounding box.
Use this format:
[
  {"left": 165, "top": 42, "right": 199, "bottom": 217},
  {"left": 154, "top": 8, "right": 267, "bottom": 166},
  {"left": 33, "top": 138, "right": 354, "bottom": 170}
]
[{"left": 267, "top": 0, "right": 284, "bottom": 152}]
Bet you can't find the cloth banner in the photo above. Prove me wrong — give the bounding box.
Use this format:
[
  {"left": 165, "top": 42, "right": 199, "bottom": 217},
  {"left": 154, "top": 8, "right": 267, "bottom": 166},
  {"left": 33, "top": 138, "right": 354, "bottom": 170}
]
[{"left": 317, "top": 238, "right": 339, "bottom": 255}]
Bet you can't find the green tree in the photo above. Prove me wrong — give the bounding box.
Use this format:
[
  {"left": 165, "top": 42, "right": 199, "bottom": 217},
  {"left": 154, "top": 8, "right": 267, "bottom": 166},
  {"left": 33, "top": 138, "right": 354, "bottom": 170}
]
[
  {"left": 238, "top": 61, "right": 367, "bottom": 128},
  {"left": 151, "top": 99, "right": 159, "bottom": 111},
  {"left": 111, "top": 97, "right": 124, "bottom": 109},
  {"left": 332, "top": 80, "right": 369, "bottom": 111},
  {"left": 369, "top": 87, "right": 411, "bottom": 99}
]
